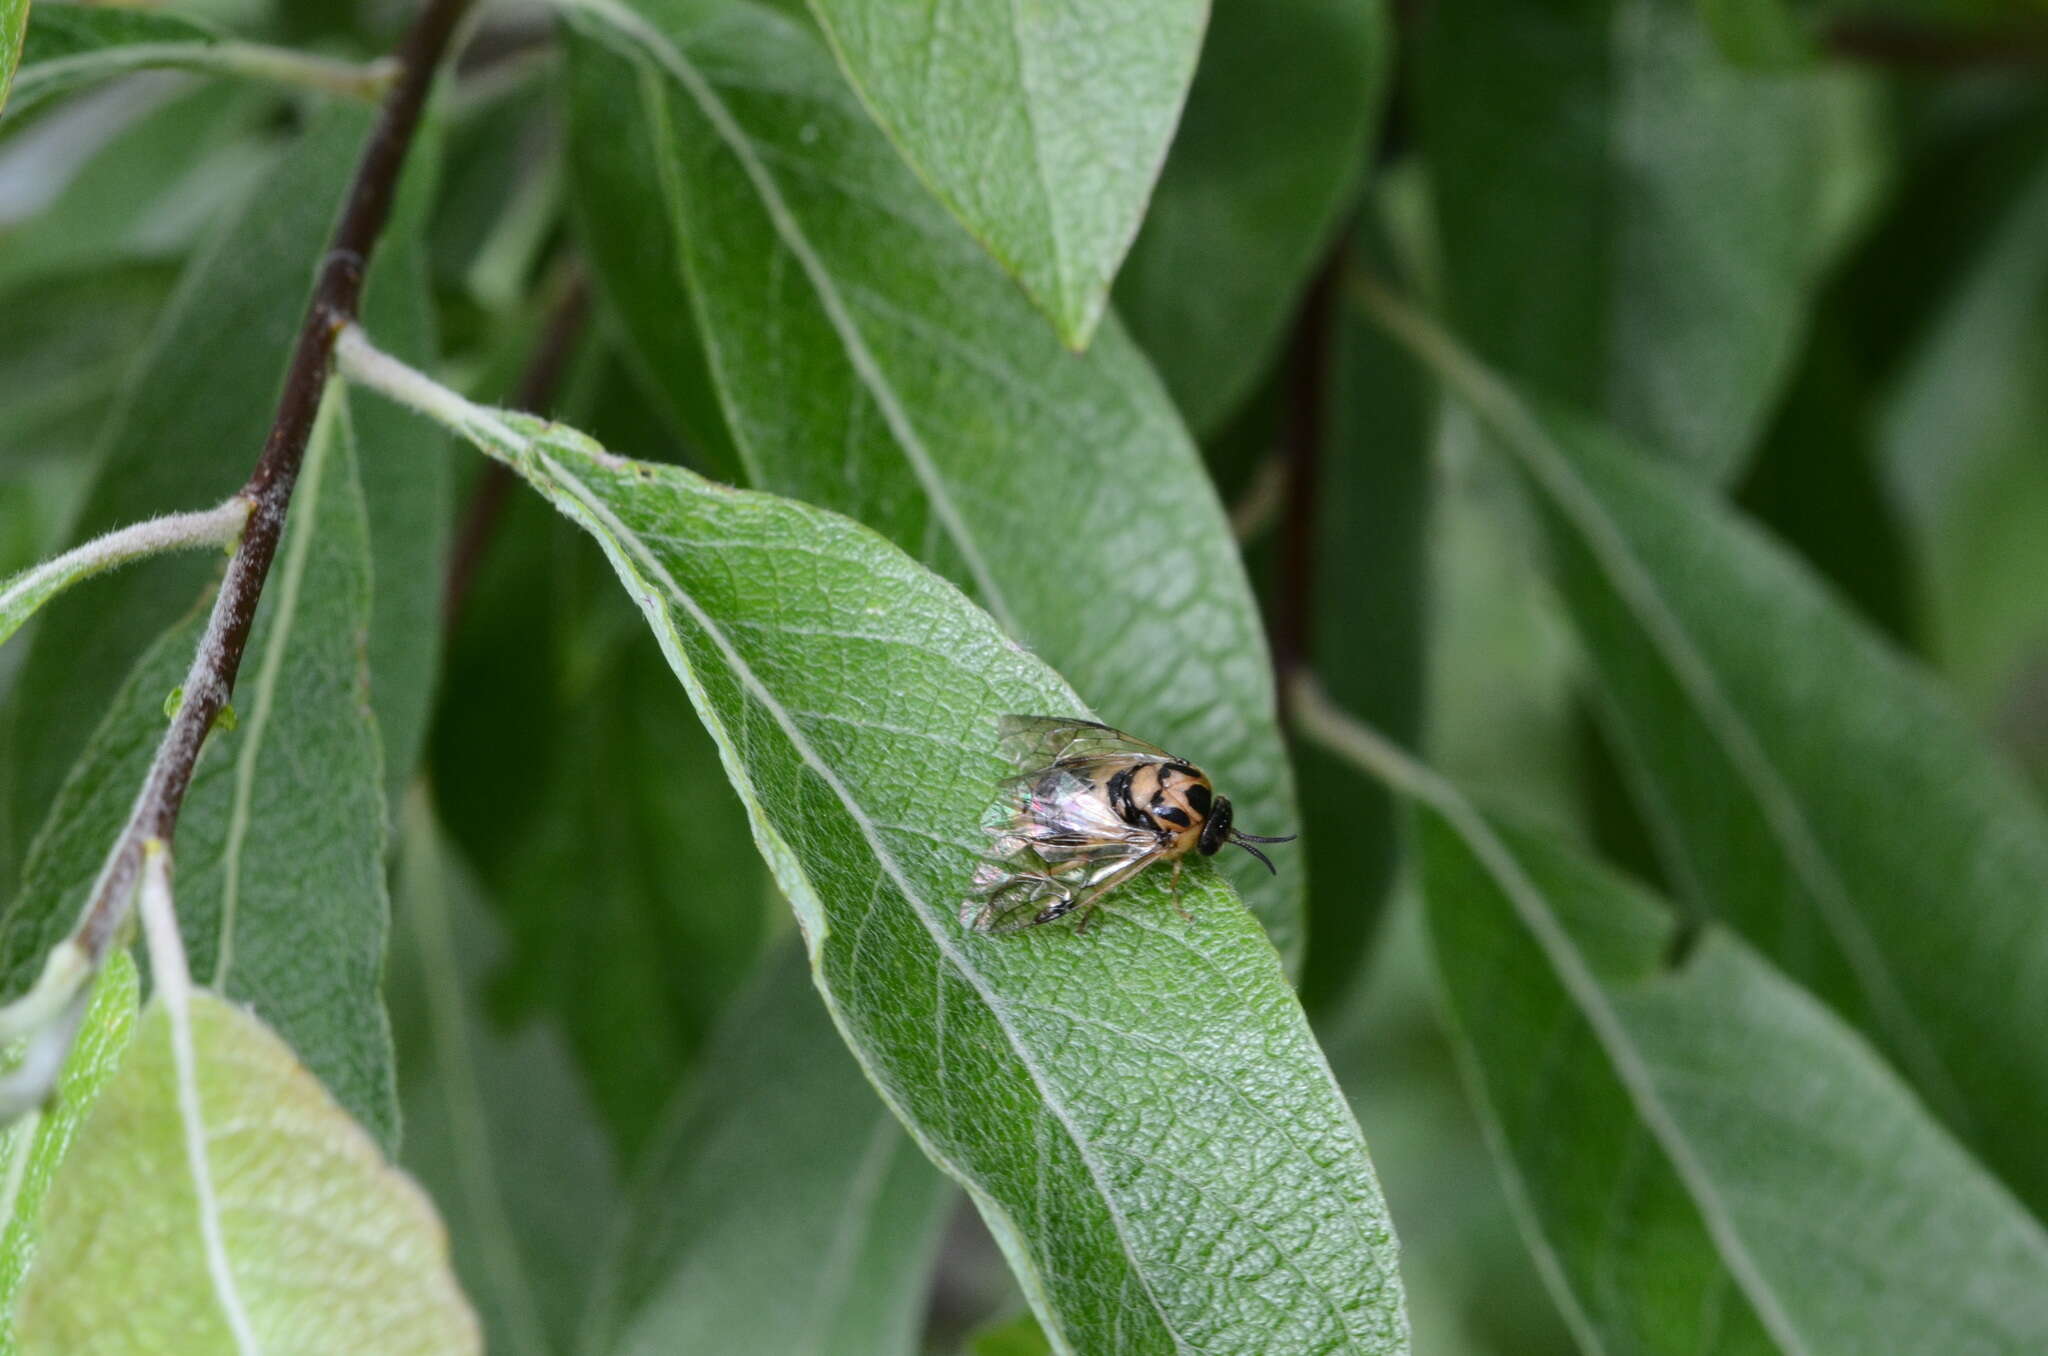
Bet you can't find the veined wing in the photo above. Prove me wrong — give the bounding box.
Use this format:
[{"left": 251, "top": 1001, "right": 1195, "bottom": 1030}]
[
  {"left": 990, "top": 764, "right": 1153, "bottom": 856},
  {"left": 997, "top": 714, "right": 1177, "bottom": 770}
]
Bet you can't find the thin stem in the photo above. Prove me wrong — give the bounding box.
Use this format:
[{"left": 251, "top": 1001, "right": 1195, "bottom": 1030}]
[
  {"left": 443, "top": 270, "right": 590, "bottom": 629},
  {"left": 0, "top": 0, "right": 480, "bottom": 1116},
  {"left": 136, "top": 841, "right": 261, "bottom": 1356},
  {"left": 1289, "top": 672, "right": 1813, "bottom": 1349},
  {"left": 205, "top": 41, "right": 400, "bottom": 99},
  {"left": 337, "top": 328, "right": 511, "bottom": 443},
  {"left": 1227, "top": 454, "right": 1288, "bottom": 544},
  {"left": 0, "top": 498, "right": 250, "bottom": 649},
  {"left": 1287, "top": 673, "right": 1447, "bottom": 809},
  {"left": 14, "top": 41, "right": 396, "bottom": 107}
]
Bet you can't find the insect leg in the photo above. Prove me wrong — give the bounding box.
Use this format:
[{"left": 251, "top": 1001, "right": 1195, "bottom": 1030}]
[
  {"left": 973, "top": 872, "right": 1071, "bottom": 932},
  {"left": 1068, "top": 857, "right": 1156, "bottom": 935},
  {"left": 1167, "top": 858, "right": 1191, "bottom": 923}
]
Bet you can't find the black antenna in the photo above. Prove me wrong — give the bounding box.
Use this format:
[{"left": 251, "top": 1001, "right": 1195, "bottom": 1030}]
[{"left": 1231, "top": 838, "right": 1279, "bottom": 874}]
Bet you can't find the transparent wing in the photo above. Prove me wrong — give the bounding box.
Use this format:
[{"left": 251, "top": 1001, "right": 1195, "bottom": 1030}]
[
  {"left": 960, "top": 838, "right": 1161, "bottom": 933},
  {"left": 988, "top": 764, "right": 1152, "bottom": 853},
  {"left": 997, "top": 714, "right": 1177, "bottom": 771}
]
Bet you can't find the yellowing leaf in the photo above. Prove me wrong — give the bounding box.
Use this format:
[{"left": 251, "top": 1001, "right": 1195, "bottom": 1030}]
[{"left": 17, "top": 992, "right": 479, "bottom": 1355}]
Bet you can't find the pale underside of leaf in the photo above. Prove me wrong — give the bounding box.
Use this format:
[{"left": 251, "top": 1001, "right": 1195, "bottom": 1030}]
[
  {"left": 17, "top": 991, "right": 480, "bottom": 1355},
  {"left": 0, "top": 950, "right": 138, "bottom": 1353}
]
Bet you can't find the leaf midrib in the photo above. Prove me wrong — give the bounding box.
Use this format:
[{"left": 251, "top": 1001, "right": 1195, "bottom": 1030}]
[
  {"left": 1412, "top": 787, "right": 1812, "bottom": 1355},
  {"left": 581, "top": 0, "right": 1021, "bottom": 636},
  {"left": 522, "top": 441, "right": 1202, "bottom": 1356},
  {"left": 1425, "top": 325, "right": 1968, "bottom": 1132}
]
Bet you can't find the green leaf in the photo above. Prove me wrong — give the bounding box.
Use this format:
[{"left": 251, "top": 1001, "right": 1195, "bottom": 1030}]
[
  {"left": 562, "top": 0, "right": 1304, "bottom": 960},
  {"left": 0, "top": 108, "right": 362, "bottom": 883},
  {"left": 0, "top": 101, "right": 434, "bottom": 886},
  {"left": 354, "top": 124, "right": 449, "bottom": 802},
  {"left": 334, "top": 350, "right": 1411, "bottom": 1353},
  {"left": 1414, "top": 796, "right": 2048, "bottom": 1353},
  {"left": 16, "top": 989, "right": 479, "bottom": 1353},
  {"left": 0, "top": 80, "right": 276, "bottom": 291},
  {"left": 1878, "top": 144, "right": 2048, "bottom": 721},
  {"left": 1, "top": 385, "right": 397, "bottom": 1143},
  {"left": 0, "top": 950, "right": 138, "bottom": 1355},
  {"left": 965, "top": 1312, "right": 1055, "bottom": 1356},
  {"left": 1116, "top": 0, "right": 1390, "bottom": 435},
  {"left": 3, "top": 6, "right": 219, "bottom": 119},
  {"left": 586, "top": 938, "right": 949, "bottom": 1356},
  {"left": 1295, "top": 216, "right": 1432, "bottom": 1012},
  {"left": 0, "top": 265, "right": 177, "bottom": 472},
  {"left": 558, "top": 64, "right": 739, "bottom": 473},
  {"left": 390, "top": 796, "right": 618, "bottom": 1356},
  {"left": 431, "top": 483, "right": 770, "bottom": 1156},
  {"left": 1418, "top": 0, "right": 1882, "bottom": 481},
  {"left": 1320, "top": 895, "right": 1577, "bottom": 1356},
  {"left": 1733, "top": 313, "right": 1913, "bottom": 645},
  {"left": 1696, "top": 0, "right": 1815, "bottom": 67},
  {"left": 0, "top": 0, "right": 24, "bottom": 117},
  {"left": 1371, "top": 285, "right": 2048, "bottom": 1223},
  {"left": 800, "top": 0, "right": 1205, "bottom": 347}
]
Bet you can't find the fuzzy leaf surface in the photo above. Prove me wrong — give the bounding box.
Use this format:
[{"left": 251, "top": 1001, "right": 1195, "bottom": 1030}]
[
  {"left": 354, "top": 383, "right": 1410, "bottom": 1355},
  {"left": 0, "top": 390, "right": 396, "bottom": 1141},
  {"left": 17, "top": 991, "right": 478, "bottom": 1353},
  {"left": 562, "top": 0, "right": 1302, "bottom": 958}
]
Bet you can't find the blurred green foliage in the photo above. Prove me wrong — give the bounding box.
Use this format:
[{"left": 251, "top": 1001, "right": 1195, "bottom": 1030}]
[{"left": 2, "top": 0, "right": 2047, "bottom": 1349}]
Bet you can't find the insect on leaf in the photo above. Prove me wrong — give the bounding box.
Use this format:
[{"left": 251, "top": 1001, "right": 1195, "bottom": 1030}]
[
  {"left": 334, "top": 348, "right": 1412, "bottom": 1354},
  {"left": 559, "top": 0, "right": 1304, "bottom": 962}
]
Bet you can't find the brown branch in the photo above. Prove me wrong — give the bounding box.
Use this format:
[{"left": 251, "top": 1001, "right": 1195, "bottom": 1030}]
[
  {"left": 442, "top": 271, "right": 590, "bottom": 629},
  {"left": 1823, "top": 17, "right": 2048, "bottom": 70},
  {"left": 70, "top": 0, "right": 479, "bottom": 966},
  {"left": 1269, "top": 248, "right": 1343, "bottom": 722}
]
